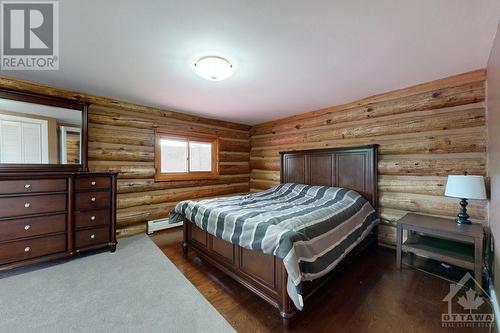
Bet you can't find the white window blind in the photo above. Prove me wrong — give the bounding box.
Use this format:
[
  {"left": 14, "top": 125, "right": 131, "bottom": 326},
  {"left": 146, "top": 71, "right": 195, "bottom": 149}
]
[
  {"left": 0, "top": 114, "right": 49, "bottom": 164},
  {"left": 160, "top": 138, "right": 213, "bottom": 173},
  {"left": 160, "top": 138, "right": 188, "bottom": 173},
  {"left": 189, "top": 141, "right": 212, "bottom": 172},
  {"left": 0, "top": 120, "right": 22, "bottom": 163}
]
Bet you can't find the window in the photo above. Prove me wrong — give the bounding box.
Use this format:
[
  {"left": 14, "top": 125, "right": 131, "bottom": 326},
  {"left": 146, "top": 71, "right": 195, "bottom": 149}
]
[
  {"left": 60, "top": 126, "right": 81, "bottom": 164},
  {"left": 155, "top": 130, "right": 219, "bottom": 181},
  {"left": 0, "top": 114, "right": 49, "bottom": 164}
]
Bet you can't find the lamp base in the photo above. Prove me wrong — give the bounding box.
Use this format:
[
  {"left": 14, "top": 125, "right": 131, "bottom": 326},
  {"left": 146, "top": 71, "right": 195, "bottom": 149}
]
[
  {"left": 455, "top": 198, "right": 471, "bottom": 225},
  {"left": 455, "top": 217, "right": 472, "bottom": 225}
]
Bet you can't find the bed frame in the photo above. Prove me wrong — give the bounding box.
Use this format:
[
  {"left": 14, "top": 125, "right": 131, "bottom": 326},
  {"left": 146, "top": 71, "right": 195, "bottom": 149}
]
[{"left": 182, "top": 145, "right": 378, "bottom": 327}]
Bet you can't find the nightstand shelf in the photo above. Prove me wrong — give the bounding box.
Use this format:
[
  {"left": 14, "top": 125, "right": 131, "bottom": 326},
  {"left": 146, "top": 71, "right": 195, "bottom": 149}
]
[
  {"left": 402, "top": 234, "right": 475, "bottom": 270},
  {"left": 396, "top": 213, "right": 484, "bottom": 291}
]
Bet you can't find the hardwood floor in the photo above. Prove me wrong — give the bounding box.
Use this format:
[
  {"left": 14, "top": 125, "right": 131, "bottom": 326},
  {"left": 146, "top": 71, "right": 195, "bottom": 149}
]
[{"left": 150, "top": 229, "right": 494, "bottom": 333}]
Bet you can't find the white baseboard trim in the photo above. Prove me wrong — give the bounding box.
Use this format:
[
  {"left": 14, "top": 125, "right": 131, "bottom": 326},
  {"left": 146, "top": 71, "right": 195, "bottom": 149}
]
[
  {"left": 489, "top": 281, "right": 500, "bottom": 333},
  {"left": 147, "top": 218, "right": 182, "bottom": 234}
]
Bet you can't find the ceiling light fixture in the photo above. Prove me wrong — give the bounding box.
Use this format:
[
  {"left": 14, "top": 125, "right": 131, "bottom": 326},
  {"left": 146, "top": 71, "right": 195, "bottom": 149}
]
[{"left": 194, "top": 56, "right": 234, "bottom": 81}]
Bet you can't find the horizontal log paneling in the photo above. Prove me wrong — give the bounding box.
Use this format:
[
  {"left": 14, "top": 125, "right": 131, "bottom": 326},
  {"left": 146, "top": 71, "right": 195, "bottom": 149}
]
[
  {"left": 250, "top": 179, "right": 279, "bottom": 191},
  {"left": 89, "top": 124, "right": 155, "bottom": 146},
  {"left": 378, "top": 224, "right": 398, "bottom": 246},
  {"left": 220, "top": 139, "right": 251, "bottom": 152},
  {"left": 251, "top": 107, "right": 484, "bottom": 147},
  {"left": 85, "top": 103, "right": 251, "bottom": 235},
  {"left": 118, "top": 183, "right": 249, "bottom": 209},
  {"left": 117, "top": 175, "right": 250, "bottom": 194},
  {"left": 219, "top": 163, "right": 251, "bottom": 175},
  {"left": 220, "top": 152, "right": 250, "bottom": 163},
  {"left": 251, "top": 170, "right": 280, "bottom": 182},
  {"left": 378, "top": 175, "right": 447, "bottom": 196},
  {"left": 378, "top": 155, "right": 486, "bottom": 176},
  {"left": 88, "top": 142, "right": 155, "bottom": 162},
  {"left": 249, "top": 125, "right": 485, "bottom": 157},
  {"left": 379, "top": 191, "right": 487, "bottom": 220},
  {"left": 116, "top": 224, "right": 148, "bottom": 238},
  {"left": 89, "top": 161, "right": 156, "bottom": 179},
  {"left": 249, "top": 159, "right": 280, "bottom": 171},
  {"left": 118, "top": 202, "right": 178, "bottom": 227},
  {"left": 249, "top": 70, "right": 488, "bottom": 246},
  {"left": 117, "top": 191, "right": 249, "bottom": 227},
  {"left": 89, "top": 107, "right": 249, "bottom": 140}
]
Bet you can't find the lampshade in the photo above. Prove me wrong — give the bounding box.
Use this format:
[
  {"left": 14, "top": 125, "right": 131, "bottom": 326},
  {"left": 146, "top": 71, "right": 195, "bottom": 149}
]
[{"left": 444, "top": 175, "right": 486, "bottom": 200}]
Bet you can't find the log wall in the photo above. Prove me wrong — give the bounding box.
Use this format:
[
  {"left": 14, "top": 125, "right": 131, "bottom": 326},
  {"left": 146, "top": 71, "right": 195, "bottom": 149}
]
[
  {"left": 0, "top": 76, "right": 251, "bottom": 237},
  {"left": 88, "top": 105, "right": 251, "bottom": 237},
  {"left": 0, "top": 69, "right": 489, "bottom": 243},
  {"left": 249, "top": 69, "right": 488, "bottom": 246}
]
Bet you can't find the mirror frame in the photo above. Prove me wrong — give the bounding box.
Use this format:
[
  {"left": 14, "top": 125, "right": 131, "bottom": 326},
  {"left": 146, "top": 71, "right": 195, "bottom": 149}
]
[{"left": 0, "top": 88, "right": 89, "bottom": 173}]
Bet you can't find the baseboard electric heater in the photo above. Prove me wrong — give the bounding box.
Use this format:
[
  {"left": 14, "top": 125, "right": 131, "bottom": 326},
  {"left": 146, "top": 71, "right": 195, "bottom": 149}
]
[{"left": 147, "top": 218, "right": 183, "bottom": 234}]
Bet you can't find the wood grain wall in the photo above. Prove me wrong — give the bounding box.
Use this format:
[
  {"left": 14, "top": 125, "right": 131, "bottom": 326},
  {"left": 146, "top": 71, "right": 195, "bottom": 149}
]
[
  {"left": 249, "top": 69, "right": 488, "bottom": 246},
  {"left": 0, "top": 76, "right": 251, "bottom": 237},
  {"left": 88, "top": 105, "right": 251, "bottom": 237},
  {"left": 0, "top": 69, "right": 489, "bottom": 243}
]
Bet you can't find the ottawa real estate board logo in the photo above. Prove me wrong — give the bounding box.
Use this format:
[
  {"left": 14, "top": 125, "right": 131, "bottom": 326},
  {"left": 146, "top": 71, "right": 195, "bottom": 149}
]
[
  {"left": 442, "top": 272, "right": 494, "bottom": 329},
  {"left": 1, "top": 0, "right": 59, "bottom": 70}
]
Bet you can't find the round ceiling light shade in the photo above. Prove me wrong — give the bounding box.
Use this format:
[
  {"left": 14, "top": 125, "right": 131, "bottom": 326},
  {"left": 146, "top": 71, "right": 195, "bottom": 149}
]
[{"left": 194, "top": 56, "right": 234, "bottom": 81}]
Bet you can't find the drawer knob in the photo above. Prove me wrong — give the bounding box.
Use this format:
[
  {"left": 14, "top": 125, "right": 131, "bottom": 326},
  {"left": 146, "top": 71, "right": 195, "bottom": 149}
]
[
  {"left": 91, "top": 181, "right": 96, "bottom": 186},
  {"left": 90, "top": 234, "right": 96, "bottom": 239},
  {"left": 24, "top": 225, "right": 31, "bottom": 230},
  {"left": 91, "top": 197, "right": 96, "bottom": 202},
  {"left": 24, "top": 246, "right": 30, "bottom": 252},
  {"left": 24, "top": 184, "right": 31, "bottom": 189},
  {"left": 24, "top": 203, "right": 31, "bottom": 208},
  {"left": 90, "top": 216, "right": 96, "bottom": 221}
]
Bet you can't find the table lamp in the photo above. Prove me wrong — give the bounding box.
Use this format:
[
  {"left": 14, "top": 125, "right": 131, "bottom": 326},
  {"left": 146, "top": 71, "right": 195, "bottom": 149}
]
[{"left": 444, "top": 172, "right": 486, "bottom": 224}]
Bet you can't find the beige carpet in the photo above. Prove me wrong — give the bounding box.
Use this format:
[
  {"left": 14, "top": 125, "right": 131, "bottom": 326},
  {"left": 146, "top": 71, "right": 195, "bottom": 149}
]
[{"left": 0, "top": 234, "right": 235, "bottom": 333}]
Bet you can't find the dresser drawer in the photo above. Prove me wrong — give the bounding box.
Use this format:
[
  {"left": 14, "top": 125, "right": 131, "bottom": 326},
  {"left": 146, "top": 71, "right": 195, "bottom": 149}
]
[
  {"left": 75, "top": 177, "right": 111, "bottom": 191},
  {"left": 75, "top": 209, "right": 110, "bottom": 229},
  {"left": 0, "top": 234, "right": 66, "bottom": 265},
  {"left": 75, "top": 226, "right": 110, "bottom": 249},
  {"left": 0, "top": 214, "right": 66, "bottom": 242},
  {"left": 0, "top": 179, "right": 66, "bottom": 195},
  {"left": 0, "top": 194, "right": 66, "bottom": 219},
  {"left": 75, "top": 191, "right": 110, "bottom": 210}
]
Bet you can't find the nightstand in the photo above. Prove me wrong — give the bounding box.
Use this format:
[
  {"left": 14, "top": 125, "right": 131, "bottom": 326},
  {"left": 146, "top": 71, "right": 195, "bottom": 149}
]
[{"left": 396, "top": 213, "right": 484, "bottom": 291}]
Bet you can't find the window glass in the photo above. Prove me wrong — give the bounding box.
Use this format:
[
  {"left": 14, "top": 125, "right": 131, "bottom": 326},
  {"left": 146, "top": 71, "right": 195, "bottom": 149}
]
[
  {"left": 155, "top": 131, "right": 219, "bottom": 181},
  {"left": 189, "top": 141, "right": 212, "bottom": 172},
  {"left": 160, "top": 138, "right": 188, "bottom": 173}
]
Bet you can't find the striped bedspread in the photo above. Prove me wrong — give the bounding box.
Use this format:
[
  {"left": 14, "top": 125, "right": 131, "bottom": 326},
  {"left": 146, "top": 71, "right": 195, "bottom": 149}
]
[{"left": 170, "top": 183, "right": 378, "bottom": 310}]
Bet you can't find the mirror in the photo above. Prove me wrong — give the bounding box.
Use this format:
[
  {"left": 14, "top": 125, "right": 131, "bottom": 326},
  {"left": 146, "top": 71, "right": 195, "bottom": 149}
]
[{"left": 0, "top": 95, "right": 85, "bottom": 168}]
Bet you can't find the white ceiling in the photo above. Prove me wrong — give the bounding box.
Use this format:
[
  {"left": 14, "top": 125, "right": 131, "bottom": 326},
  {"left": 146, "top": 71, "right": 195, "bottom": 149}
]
[{"left": 2, "top": 0, "right": 500, "bottom": 125}]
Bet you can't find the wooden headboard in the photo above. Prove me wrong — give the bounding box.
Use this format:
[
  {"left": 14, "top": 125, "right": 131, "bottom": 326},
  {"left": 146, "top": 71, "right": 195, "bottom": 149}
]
[{"left": 280, "top": 145, "right": 378, "bottom": 209}]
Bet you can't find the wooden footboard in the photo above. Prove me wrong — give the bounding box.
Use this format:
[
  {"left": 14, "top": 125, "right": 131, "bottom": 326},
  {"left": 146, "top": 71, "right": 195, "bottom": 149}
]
[{"left": 183, "top": 219, "right": 295, "bottom": 325}]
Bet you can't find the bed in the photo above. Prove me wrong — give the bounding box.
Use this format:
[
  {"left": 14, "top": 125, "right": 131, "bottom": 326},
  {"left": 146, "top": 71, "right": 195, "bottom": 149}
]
[{"left": 172, "top": 145, "right": 379, "bottom": 327}]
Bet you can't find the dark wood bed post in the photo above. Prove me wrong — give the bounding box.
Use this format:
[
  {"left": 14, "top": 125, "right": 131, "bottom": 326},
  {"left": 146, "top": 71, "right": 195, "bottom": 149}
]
[
  {"left": 279, "top": 264, "right": 295, "bottom": 329},
  {"left": 182, "top": 218, "right": 189, "bottom": 255}
]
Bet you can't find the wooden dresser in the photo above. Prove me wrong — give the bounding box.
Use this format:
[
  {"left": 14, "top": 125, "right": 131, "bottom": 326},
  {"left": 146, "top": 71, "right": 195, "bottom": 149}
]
[{"left": 0, "top": 172, "right": 117, "bottom": 271}]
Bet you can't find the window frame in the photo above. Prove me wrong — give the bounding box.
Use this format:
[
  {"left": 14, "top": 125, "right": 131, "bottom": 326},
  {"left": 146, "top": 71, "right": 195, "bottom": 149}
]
[{"left": 154, "top": 129, "right": 219, "bottom": 181}]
